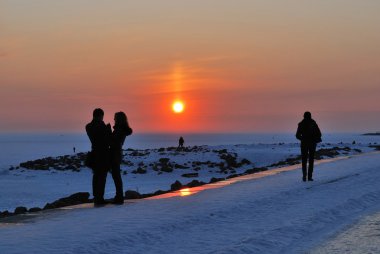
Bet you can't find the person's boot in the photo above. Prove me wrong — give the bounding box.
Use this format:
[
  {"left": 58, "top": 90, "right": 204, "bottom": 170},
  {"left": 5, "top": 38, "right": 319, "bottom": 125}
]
[
  {"left": 94, "top": 198, "right": 108, "bottom": 206},
  {"left": 112, "top": 196, "right": 124, "bottom": 205},
  {"left": 308, "top": 170, "right": 313, "bottom": 181}
]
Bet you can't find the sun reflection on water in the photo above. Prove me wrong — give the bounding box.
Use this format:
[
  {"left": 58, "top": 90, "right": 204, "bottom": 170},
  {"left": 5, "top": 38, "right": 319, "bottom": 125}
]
[{"left": 179, "top": 188, "right": 192, "bottom": 197}]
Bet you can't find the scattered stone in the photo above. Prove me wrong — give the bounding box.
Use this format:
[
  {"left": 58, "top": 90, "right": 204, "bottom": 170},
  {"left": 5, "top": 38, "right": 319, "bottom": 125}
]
[
  {"left": 369, "top": 145, "right": 380, "bottom": 151},
  {"left": 43, "top": 192, "right": 90, "bottom": 210},
  {"left": 240, "top": 158, "right": 251, "bottom": 165},
  {"left": 14, "top": 207, "right": 27, "bottom": 215},
  {"left": 193, "top": 167, "right": 201, "bottom": 171},
  {"left": 159, "top": 158, "right": 170, "bottom": 164},
  {"left": 154, "top": 190, "right": 167, "bottom": 195},
  {"left": 209, "top": 177, "right": 225, "bottom": 183},
  {"left": 226, "top": 174, "right": 241, "bottom": 179},
  {"left": 186, "top": 180, "right": 205, "bottom": 188},
  {"left": 0, "top": 210, "right": 11, "bottom": 218},
  {"left": 175, "top": 164, "right": 190, "bottom": 169},
  {"left": 171, "top": 180, "right": 183, "bottom": 191},
  {"left": 132, "top": 167, "right": 147, "bottom": 174},
  {"left": 245, "top": 167, "right": 268, "bottom": 174},
  {"left": 28, "top": 207, "right": 42, "bottom": 213},
  {"left": 124, "top": 190, "right": 141, "bottom": 199},
  {"left": 182, "top": 173, "right": 199, "bottom": 178}
]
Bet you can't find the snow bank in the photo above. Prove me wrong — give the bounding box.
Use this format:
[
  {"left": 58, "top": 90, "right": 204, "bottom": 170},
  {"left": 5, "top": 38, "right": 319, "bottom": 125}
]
[{"left": 1, "top": 152, "right": 380, "bottom": 253}]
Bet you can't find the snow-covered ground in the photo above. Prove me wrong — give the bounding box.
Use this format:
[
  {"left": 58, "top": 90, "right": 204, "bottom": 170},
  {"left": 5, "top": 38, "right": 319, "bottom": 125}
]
[
  {"left": 311, "top": 211, "right": 380, "bottom": 253},
  {"left": 0, "top": 143, "right": 369, "bottom": 212},
  {"left": 0, "top": 151, "right": 380, "bottom": 253}
]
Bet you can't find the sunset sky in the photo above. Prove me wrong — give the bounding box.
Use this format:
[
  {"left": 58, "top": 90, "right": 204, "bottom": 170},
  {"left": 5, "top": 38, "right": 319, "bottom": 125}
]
[{"left": 1, "top": 0, "right": 379, "bottom": 133}]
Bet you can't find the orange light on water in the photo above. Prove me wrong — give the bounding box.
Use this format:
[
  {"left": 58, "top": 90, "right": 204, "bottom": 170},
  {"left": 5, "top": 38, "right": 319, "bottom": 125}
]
[{"left": 179, "top": 188, "right": 192, "bottom": 196}]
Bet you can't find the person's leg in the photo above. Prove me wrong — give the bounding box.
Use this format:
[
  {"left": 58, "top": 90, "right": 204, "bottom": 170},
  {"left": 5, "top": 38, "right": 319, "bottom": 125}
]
[
  {"left": 92, "top": 170, "right": 98, "bottom": 200},
  {"left": 308, "top": 143, "right": 317, "bottom": 180},
  {"left": 301, "top": 143, "right": 308, "bottom": 181},
  {"left": 111, "top": 164, "right": 124, "bottom": 201},
  {"left": 98, "top": 169, "right": 108, "bottom": 200},
  {"left": 92, "top": 168, "right": 106, "bottom": 204}
]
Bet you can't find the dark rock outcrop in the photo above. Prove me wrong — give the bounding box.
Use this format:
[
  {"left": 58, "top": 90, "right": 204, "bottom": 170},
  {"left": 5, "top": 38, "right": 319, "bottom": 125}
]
[
  {"left": 186, "top": 180, "right": 205, "bottom": 188},
  {"left": 124, "top": 190, "right": 141, "bottom": 199},
  {"left": 28, "top": 207, "right": 42, "bottom": 213},
  {"left": 171, "top": 180, "right": 183, "bottom": 191},
  {"left": 132, "top": 167, "right": 147, "bottom": 174},
  {"left": 14, "top": 207, "right": 27, "bottom": 215},
  {"left": 182, "top": 173, "right": 199, "bottom": 178},
  {"left": 43, "top": 192, "right": 90, "bottom": 210},
  {"left": 209, "top": 177, "right": 225, "bottom": 183}
]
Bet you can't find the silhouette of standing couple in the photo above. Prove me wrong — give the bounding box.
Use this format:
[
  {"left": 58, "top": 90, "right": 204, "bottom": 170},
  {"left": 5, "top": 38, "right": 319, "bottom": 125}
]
[{"left": 86, "top": 108, "right": 132, "bottom": 205}]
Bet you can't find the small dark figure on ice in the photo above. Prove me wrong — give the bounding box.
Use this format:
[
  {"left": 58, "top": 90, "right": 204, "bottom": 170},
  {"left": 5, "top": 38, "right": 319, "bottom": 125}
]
[
  {"left": 178, "top": 136, "right": 184, "bottom": 150},
  {"left": 296, "top": 111, "right": 322, "bottom": 182},
  {"left": 73, "top": 147, "right": 76, "bottom": 153}
]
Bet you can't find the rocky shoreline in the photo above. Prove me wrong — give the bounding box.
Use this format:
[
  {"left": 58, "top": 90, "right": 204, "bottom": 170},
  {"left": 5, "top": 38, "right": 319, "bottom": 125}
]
[{"left": 0, "top": 145, "right": 365, "bottom": 220}]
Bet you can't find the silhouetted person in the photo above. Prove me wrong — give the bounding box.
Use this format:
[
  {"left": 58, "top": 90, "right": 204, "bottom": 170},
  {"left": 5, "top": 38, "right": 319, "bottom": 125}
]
[
  {"left": 86, "top": 108, "right": 112, "bottom": 205},
  {"left": 178, "top": 136, "right": 184, "bottom": 150},
  {"left": 110, "top": 112, "right": 133, "bottom": 204},
  {"left": 296, "top": 111, "right": 322, "bottom": 181},
  {"left": 73, "top": 147, "right": 76, "bottom": 153}
]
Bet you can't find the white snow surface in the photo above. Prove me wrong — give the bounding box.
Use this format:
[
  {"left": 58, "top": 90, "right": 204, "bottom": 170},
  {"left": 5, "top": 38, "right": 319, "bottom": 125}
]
[
  {"left": 311, "top": 211, "right": 380, "bottom": 253},
  {"left": 1, "top": 151, "right": 380, "bottom": 253}
]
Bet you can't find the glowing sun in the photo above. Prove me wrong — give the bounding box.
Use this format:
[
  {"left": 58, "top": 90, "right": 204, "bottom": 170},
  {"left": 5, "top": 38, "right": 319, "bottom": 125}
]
[{"left": 172, "top": 101, "right": 185, "bottom": 113}]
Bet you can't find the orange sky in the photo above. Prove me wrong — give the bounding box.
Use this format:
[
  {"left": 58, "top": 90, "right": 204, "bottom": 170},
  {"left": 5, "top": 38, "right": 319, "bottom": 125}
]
[{"left": 1, "top": 1, "right": 379, "bottom": 133}]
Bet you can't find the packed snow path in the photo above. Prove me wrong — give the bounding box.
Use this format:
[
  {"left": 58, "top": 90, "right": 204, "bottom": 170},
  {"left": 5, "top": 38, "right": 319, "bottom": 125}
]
[{"left": 1, "top": 152, "right": 380, "bottom": 254}]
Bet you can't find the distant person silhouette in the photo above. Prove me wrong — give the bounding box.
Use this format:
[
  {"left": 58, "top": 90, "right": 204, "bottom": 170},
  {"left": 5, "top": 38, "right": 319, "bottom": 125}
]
[
  {"left": 296, "top": 111, "right": 322, "bottom": 181},
  {"left": 110, "top": 112, "right": 133, "bottom": 204},
  {"left": 178, "top": 136, "right": 184, "bottom": 150},
  {"left": 73, "top": 147, "right": 76, "bottom": 153},
  {"left": 86, "top": 108, "right": 112, "bottom": 205}
]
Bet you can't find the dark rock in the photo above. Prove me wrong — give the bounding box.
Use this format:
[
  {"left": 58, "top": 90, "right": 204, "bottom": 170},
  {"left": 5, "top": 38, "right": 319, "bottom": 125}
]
[
  {"left": 226, "top": 174, "right": 241, "bottom": 179},
  {"left": 220, "top": 154, "right": 238, "bottom": 168},
  {"left": 209, "top": 177, "right": 225, "bottom": 183},
  {"left": 14, "top": 206, "right": 28, "bottom": 214},
  {"left": 43, "top": 203, "right": 55, "bottom": 210},
  {"left": 159, "top": 158, "right": 170, "bottom": 164},
  {"left": 186, "top": 180, "right": 205, "bottom": 188},
  {"left": 43, "top": 192, "right": 90, "bottom": 210},
  {"left": 154, "top": 190, "right": 168, "bottom": 195},
  {"left": 182, "top": 173, "right": 199, "bottom": 178},
  {"left": 171, "top": 180, "right": 183, "bottom": 191},
  {"left": 241, "top": 158, "right": 251, "bottom": 165},
  {"left": 68, "top": 192, "right": 90, "bottom": 202},
  {"left": 125, "top": 190, "right": 141, "bottom": 199},
  {"left": 193, "top": 167, "right": 201, "bottom": 171},
  {"left": 140, "top": 193, "right": 154, "bottom": 199},
  {"left": 161, "top": 165, "right": 173, "bottom": 173},
  {"left": 175, "top": 164, "right": 190, "bottom": 169},
  {"left": 28, "top": 207, "right": 42, "bottom": 213},
  {"left": 0, "top": 210, "right": 10, "bottom": 218},
  {"left": 158, "top": 148, "right": 165, "bottom": 152},
  {"left": 245, "top": 167, "right": 268, "bottom": 174},
  {"left": 370, "top": 145, "right": 380, "bottom": 151},
  {"left": 132, "top": 167, "right": 147, "bottom": 174}
]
